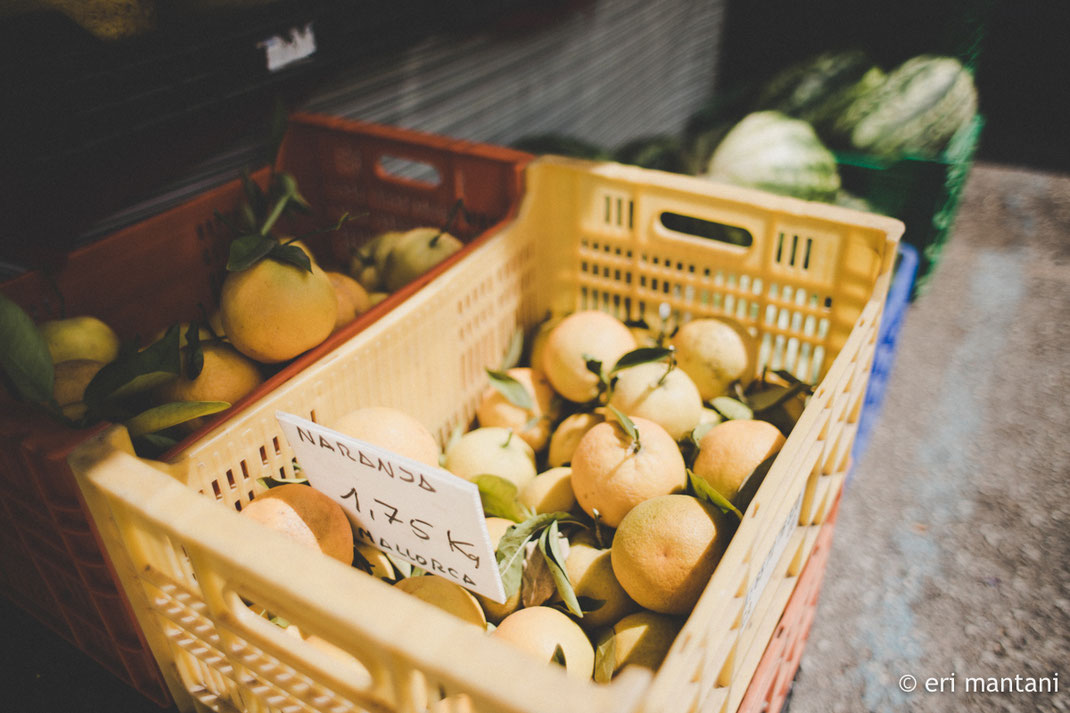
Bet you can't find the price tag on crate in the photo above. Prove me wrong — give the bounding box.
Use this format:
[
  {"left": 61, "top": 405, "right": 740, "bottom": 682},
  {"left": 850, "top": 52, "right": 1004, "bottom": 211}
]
[{"left": 276, "top": 412, "right": 506, "bottom": 603}]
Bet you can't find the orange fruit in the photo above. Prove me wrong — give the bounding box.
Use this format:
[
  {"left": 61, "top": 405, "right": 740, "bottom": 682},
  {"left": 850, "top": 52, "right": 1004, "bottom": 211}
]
[
  {"left": 155, "top": 343, "right": 264, "bottom": 431},
  {"left": 491, "top": 606, "right": 594, "bottom": 679},
  {"left": 220, "top": 255, "right": 337, "bottom": 363},
  {"left": 443, "top": 426, "right": 536, "bottom": 489},
  {"left": 692, "top": 419, "right": 786, "bottom": 505},
  {"left": 330, "top": 406, "right": 440, "bottom": 469},
  {"left": 670, "top": 317, "right": 755, "bottom": 400},
  {"left": 547, "top": 411, "right": 604, "bottom": 467},
  {"left": 541, "top": 311, "right": 636, "bottom": 403},
  {"left": 52, "top": 359, "right": 106, "bottom": 420},
  {"left": 518, "top": 467, "right": 576, "bottom": 515},
  {"left": 607, "top": 361, "right": 703, "bottom": 441},
  {"left": 476, "top": 367, "right": 558, "bottom": 452},
  {"left": 240, "top": 483, "right": 354, "bottom": 565},
  {"left": 569, "top": 416, "right": 687, "bottom": 528},
  {"left": 326, "top": 271, "right": 371, "bottom": 331},
  {"left": 562, "top": 534, "right": 637, "bottom": 631},
  {"left": 394, "top": 575, "right": 487, "bottom": 629},
  {"left": 594, "top": 611, "right": 683, "bottom": 681},
  {"left": 610, "top": 494, "right": 731, "bottom": 615}
]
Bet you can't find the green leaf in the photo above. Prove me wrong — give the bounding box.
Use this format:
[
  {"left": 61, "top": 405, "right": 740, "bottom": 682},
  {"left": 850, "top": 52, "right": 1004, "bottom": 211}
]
[
  {"left": 733, "top": 454, "right": 778, "bottom": 513},
  {"left": 521, "top": 541, "right": 556, "bottom": 607},
  {"left": 131, "top": 433, "right": 179, "bottom": 459},
  {"left": 496, "top": 512, "right": 579, "bottom": 599},
  {"left": 583, "top": 351, "right": 610, "bottom": 396},
  {"left": 0, "top": 294, "right": 54, "bottom": 404},
  {"left": 606, "top": 405, "right": 639, "bottom": 445},
  {"left": 239, "top": 203, "right": 259, "bottom": 234},
  {"left": 276, "top": 172, "right": 312, "bottom": 213},
  {"left": 688, "top": 469, "right": 742, "bottom": 519},
  {"left": 486, "top": 368, "right": 534, "bottom": 410},
  {"left": 382, "top": 554, "right": 412, "bottom": 579},
  {"left": 260, "top": 185, "right": 296, "bottom": 235},
  {"left": 257, "top": 473, "right": 309, "bottom": 489},
  {"left": 594, "top": 630, "right": 618, "bottom": 683},
  {"left": 83, "top": 325, "right": 182, "bottom": 413},
  {"left": 268, "top": 243, "right": 313, "bottom": 272},
  {"left": 758, "top": 404, "right": 797, "bottom": 438},
  {"left": 351, "top": 545, "right": 376, "bottom": 577},
  {"left": 540, "top": 520, "right": 582, "bottom": 617},
  {"left": 473, "top": 474, "right": 533, "bottom": 523},
  {"left": 583, "top": 354, "right": 604, "bottom": 381},
  {"left": 690, "top": 419, "right": 718, "bottom": 450},
  {"left": 746, "top": 383, "right": 809, "bottom": 414},
  {"left": 124, "top": 401, "right": 230, "bottom": 437},
  {"left": 227, "top": 234, "right": 277, "bottom": 272},
  {"left": 684, "top": 418, "right": 720, "bottom": 468},
  {"left": 576, "top": 596, "right": 606, "bottom": 613},
  {"left": 500, "top": 328, "right": 525, "bottom": 371},
  {"left": 610, "top": 346, "right": 674, "bottom": 374},
  {"left": 184, "top": 322, "right": 204, "bottom": 380},
  {"left": 241, "top": 171, "right": 268, "bottom": 226},
  {"left": 710, "top": 396, "right": 753, "bottom": 421},
  {"left": 442, "top": 422, "right": 465, "bottom": 467},
  {"left": 107, "top": 371, "right": 178, "bottom": 402},
  {"left": 773, "top": 369, "right": 809, "bottom": 387},
  {"left": 551, "top": 644, "right": 567, "bottom": 667}
]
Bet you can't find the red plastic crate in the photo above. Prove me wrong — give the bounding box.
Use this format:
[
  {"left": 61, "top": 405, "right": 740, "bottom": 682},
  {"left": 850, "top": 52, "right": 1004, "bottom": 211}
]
[
  {"left": 0, "top": 114, "right": 530, "bottom": 707},
  {"left": 739, "top": 492, "right": 842, "bottom": 713}
]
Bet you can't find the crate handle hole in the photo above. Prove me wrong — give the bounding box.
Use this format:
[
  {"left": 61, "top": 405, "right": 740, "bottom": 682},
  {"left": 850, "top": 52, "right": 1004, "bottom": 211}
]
[
  {"left": 659, "top": 212, "right": 753, "bottom": 248},
  {"left": 376, "top": 155, "right": 442, "bottom": 188}
]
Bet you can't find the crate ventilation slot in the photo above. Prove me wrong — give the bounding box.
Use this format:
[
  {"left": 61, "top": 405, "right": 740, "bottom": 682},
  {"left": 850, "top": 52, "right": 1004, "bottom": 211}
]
[
  {"left": 758, "top": 283, "right": 832, "bottom": 382},
  {"left": 660, "top": 212, "right": 753, "bottom": 248},
  {"left": 602, "top": 193, "right": 634, "bottom": 229},
  {"left": 775, "top": 232, "right": 814, "bottom": 270},
  {"left": 376, "top": 155, "right": 441, "bottom": 187}
]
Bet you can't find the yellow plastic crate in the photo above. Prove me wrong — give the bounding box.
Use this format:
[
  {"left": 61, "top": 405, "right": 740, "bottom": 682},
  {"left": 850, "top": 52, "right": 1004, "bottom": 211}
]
[{"left": 68, "top": 156, "right": 901, "bottom": 713}]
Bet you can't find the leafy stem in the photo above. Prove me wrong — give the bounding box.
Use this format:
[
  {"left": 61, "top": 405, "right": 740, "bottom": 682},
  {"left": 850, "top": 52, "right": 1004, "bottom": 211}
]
[
  {"left": 582, "top": 353, "right": 610, "bottom": 400},
  {"left": 435, "top": 198, "right": 472, "bottom": 245},
  {"left": 607, "top": 405, "right": 640, "bottom": 453},
  {"left": 259, "top": 191, "right": 292, "bottom": 236},
  {"left": 655, "top": 345, "right": 677, "bottom": 387},
  {"left": 486, "top": 368, "right": 534, "bottom": 410},
  {"left": 591, "top": 509, "right": 607, "bottom": 549}
]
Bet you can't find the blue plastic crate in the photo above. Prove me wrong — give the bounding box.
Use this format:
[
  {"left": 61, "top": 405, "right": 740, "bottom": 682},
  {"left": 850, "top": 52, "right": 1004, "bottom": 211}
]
[{"left": 849, "top": 242, "right": 919, "bottom": 477}]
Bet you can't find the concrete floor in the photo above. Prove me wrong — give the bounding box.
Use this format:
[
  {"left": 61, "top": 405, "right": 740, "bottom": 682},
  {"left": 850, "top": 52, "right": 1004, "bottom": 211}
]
[
  {"left": 2, "top": 162, "right": 1067, "bottom": 712},
  {"left": 792, "top": 163, "right": 1070, "bottom": 713}
]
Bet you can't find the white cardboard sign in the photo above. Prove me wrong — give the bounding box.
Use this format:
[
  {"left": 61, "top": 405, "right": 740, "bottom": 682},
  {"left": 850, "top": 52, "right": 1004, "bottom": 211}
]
[{"left": 276, "top": 412, "right": 506, "bottom": 603}]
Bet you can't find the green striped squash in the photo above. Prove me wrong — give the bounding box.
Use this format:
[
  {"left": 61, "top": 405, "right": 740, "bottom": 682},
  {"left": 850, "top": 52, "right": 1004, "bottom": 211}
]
[
  {"left": 705, "top": 111, "right": 841, "bottom": 202},
  {"left": 756, "top": 50, "right": 878, "bottom": 125},
  {"left": 835, "top": 55, "right": 978, "bottom": 158}
]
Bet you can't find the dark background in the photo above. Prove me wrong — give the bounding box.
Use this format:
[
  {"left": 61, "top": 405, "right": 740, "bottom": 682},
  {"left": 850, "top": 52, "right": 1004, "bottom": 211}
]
[
  {"left": 0, "top": 1, "right": 1067, "bottom": 711},
  {"left": 717, "top": 0, "right": 1070, "bottom": 174},
  {"left": 0, "top": 0, "right": 1067, "bottom": 266}
]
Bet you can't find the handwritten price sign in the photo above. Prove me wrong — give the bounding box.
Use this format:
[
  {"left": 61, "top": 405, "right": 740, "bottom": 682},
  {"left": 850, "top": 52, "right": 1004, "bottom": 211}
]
[{"left": 276, "top": 412, "right": 506, "bottom": 603}]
